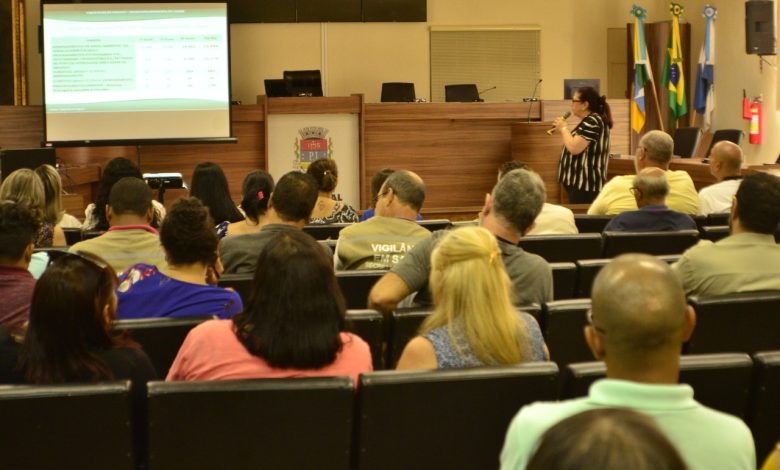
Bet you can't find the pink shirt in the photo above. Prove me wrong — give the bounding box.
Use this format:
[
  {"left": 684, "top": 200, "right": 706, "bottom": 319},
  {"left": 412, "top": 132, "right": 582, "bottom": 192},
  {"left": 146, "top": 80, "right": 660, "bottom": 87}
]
[{"left": 167, "top": 319, "right": 372, "bottom": 385}]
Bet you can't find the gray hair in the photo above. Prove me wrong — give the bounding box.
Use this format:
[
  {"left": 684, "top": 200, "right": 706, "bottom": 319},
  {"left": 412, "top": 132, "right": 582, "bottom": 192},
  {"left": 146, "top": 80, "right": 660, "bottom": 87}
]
[
  {"left": 639, "top": 130, "right": 674, "bottom": 165},
  {"left": 383, "top": 170, "right": 426, "bottom": 211},
  {"left": 492, "top": 169, "right": 545, "bottom": 233},
  {"left": 633, "top": 170, "right": 669, "bottom": 201}
]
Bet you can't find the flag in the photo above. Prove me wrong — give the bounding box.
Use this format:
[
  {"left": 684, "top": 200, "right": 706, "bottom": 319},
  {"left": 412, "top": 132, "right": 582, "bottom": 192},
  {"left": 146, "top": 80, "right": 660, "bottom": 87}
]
[
  {"left": 661, "top": 2, "right": 688, "bottom": 125},
  {"left": 694, "top": 5, "right": 716, "bottom": 131},
  {"left": 630, "top": 5, "right": 654, "bottom": 134}
]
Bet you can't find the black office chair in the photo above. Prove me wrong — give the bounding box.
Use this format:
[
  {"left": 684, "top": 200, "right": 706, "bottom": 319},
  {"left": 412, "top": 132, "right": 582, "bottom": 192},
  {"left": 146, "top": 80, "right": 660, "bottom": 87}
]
[
  {"left": 0, "top": 381, "right": 134, "bottom": 469},
  {"left": 444, "top": 84, "right": 482, "bottom": 102},
  {"left": 749, "top": 351, "right": 780, "bottom": 460},
  {"left": 381, "top": 82, "right": 416, "bottom": 102},
  {"left": 355, "top": 363, "right": 559, "bottom": 470},
  {"left": 147, "top": 377, "right": 354, "bottom": 470},
  {"left": 673, "top": 127, "right": 701, "bottom": 158},
  {"left": 704, "top": 129, "right": 743, "bottom": 157}
]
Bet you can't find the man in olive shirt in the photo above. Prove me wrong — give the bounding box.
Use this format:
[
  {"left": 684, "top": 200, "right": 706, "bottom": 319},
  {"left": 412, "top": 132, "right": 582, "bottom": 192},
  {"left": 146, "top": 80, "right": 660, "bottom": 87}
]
[
  {"left": 368, "top": 169, "right": 552, "bottom": 313},
  {"left": 335, "top": 170, "right": 430, "bottom": 270}
]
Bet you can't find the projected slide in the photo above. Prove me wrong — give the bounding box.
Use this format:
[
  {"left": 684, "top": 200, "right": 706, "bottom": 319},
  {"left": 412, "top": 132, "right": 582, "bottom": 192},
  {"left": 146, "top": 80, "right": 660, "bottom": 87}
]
[{"left": 43, "top": 3, "right": 232, "bottom": 144}]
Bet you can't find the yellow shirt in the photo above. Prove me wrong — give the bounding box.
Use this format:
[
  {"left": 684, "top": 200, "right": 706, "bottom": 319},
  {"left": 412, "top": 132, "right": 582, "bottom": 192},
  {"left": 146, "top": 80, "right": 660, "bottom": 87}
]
[{"left": 587, "top": 170, "right": 700, "bottom": 215}]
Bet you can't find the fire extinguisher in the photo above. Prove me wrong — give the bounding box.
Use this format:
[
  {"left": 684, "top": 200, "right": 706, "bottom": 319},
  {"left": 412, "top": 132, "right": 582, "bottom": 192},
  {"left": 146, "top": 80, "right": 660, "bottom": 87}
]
[{"left": 749, "top": 97, "right": 763, "bottom": 144}]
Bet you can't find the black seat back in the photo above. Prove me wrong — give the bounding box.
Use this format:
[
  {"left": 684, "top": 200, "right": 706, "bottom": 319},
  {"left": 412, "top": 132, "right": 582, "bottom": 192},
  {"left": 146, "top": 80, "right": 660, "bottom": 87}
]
[
  {"left": 418, "top": 219, "right": 452, "bottom": 232},
  {"left": 551, "top": 262, "right": 577, "bottom": 299},
  {"left": 573, "top": 258, "right": 610, "bottom": 298},
  {"left": 444, "top": 84, "right": 482, "bottom": 102},
  {"left": 700, "top": 225, "right": 730, "bottom": 242},
  {"left": 561, "top": 353, "right": 753, "bottom": 419},
  {"left": 148, "top": 378, "right": 354, "bottom": 470},
  {"left": 345, "top": 309, "right": 384, "bottom": 370},
  {"left": 705, "top": 129, "right": 743, "bottom": 157},
  {"left": 218, "top": 273, "right": 253, "bottom": 305},
  {"left": 574, "top": 215, "right": 613, "bottom": 233},
  {"left": 62, "top": 227, "right": 82, "bottom": 245},
  {"left": 387, "top": 307, "right": 432, "bottom": 368},
  {"left": 519, "top": 233, "right": 603, "bottom": 263},
  {"left": 0, "top": 381, "right": 134, "bottom": 470},
  {"left": 303, "top": 222, "right": 352, "bottom": 240},
  {"left": 336, "top": 270, "right": 385, "bottom": 309},
  {"left": 381, "top": 82, "right": 416, "bottom": 102},
  {"left": 355, "top": 363, "right": 559, "bottom": 470},
  {"left": 687, "top": 291, "right": 780, "bottom": 354},
  {"left": 705, "top": 212, "right": 730, "bottom": 226},
  {"left": 673, "top": 126, "right": 701, "bottom": 158},
  {"left": 602, "top": 230, "right": 699, "bottom": 257},
  {"left": 750, "top": 351, "right": 780, "bottom": 460},
  {"left": 541, "top": 299, "right": 593, "bottom": 367},
  {"left": 113, "top": 316, "right": 213, "bottom": 377}
]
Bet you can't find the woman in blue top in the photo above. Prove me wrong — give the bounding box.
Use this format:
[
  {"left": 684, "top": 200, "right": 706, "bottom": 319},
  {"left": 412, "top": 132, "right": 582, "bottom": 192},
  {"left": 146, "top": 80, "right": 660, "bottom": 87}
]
[
  {"left": 396, "top": 226, "right": 547, "bottom": 369},
  {"left": 116, "top": 197, "right": 242, "bottom": 319}
]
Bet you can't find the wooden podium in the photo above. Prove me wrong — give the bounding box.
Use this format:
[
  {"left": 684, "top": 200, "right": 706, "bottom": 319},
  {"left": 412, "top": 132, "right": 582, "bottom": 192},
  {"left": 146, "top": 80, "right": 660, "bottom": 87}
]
[{"left": 510, "top": 122, "right": 565, "bottom": 204}]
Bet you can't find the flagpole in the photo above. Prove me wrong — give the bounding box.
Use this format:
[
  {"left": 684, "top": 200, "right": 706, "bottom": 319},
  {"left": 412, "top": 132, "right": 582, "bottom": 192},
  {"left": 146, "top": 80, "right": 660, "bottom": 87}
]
[{"left": 649, "top": 78, "right": 666, "bottom": 133}]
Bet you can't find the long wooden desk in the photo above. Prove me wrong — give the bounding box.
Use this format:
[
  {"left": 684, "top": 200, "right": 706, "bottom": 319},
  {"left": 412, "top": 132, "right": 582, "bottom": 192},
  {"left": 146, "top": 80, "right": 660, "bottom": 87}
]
[{"left": 606, "top": 156, "right": 717, "bottom": 191}]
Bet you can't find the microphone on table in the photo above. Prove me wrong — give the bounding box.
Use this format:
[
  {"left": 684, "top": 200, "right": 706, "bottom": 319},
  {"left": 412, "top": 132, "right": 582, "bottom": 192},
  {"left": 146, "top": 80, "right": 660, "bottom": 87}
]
[
  {"left": 525, "top": 79, "right": 543, "bottom": 122},
  {"left": 546, "top": 111, "right": 571, "bottom": 135}
]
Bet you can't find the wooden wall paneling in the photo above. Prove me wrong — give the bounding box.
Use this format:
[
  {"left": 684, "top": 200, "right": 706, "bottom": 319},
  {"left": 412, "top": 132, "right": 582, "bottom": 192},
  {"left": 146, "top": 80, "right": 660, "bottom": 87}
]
[
  {"left": 511, "top": 122, "right": 565, "bottom": 204},
  {"left": 542, "top": 99, "right": 630, "bottom": 156},
  {"left": 0, "top": 105, "right": 42, "bottom": 148}
]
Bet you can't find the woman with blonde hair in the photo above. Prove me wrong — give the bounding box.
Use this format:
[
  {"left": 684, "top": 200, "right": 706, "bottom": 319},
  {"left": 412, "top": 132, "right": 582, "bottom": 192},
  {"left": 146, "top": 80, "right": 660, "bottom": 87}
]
[
  {"left": 0, "top": 169, "right": 66, "bottom": 247},
  {"left": 396, "top": 226, "right": 547, "bottom": 369},
  {"left": 34, "top": 164, "right": 81, "bottom": 228}
]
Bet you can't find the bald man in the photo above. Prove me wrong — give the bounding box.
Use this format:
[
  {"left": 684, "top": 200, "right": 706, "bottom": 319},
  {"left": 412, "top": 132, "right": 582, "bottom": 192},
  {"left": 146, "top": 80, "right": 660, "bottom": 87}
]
[
  {"left": 602, "top": 167, "right": 697, "bottom": 232},
  {"left": 500, "top": 254, "right": 755, "bottom": 470},
  {"left": 699, "top": 141, "right": 744, "bottom": 215}
]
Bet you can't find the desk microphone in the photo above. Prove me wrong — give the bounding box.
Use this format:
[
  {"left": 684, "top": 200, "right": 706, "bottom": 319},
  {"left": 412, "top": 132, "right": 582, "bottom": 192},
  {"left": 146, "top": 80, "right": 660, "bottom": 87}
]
[
  {"left": 546, "top": 111, "right": 571, "bottom": 135},
  {"left": 478, "top": 86, "right": 497, "bottom": 96},
  {"left": 525, "top": 79, "right": 543, "bottom": 122}
]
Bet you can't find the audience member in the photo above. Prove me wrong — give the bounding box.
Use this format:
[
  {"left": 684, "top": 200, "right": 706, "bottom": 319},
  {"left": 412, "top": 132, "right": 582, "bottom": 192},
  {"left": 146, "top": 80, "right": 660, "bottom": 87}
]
[
  {"left": 190, "top": 161, "right": 245, "bottom": 237},
  {"left": 360, "top": 168, "right": 424, "bottom": 222},
  {"left": 224, "top": 170, "right": 274, "bottom": 237},
  {"left": 34, "top": 164, "right": 81, "bottom": 228},
  {"left": 0, "top": 252, "right": 156, "bottom": 385},
  {"left": 396, "top": 226, "right": 546, "bottom": 369},
  {"left": 588, "top": 130, "right": 699, "bottom": 215},
  {"left": 526, "top": 408, "right": 688, "bottom": 470},
  {"left": 499, "top": 161, "right": 577, "bottom": 235},
  {"left": 0, "top": 168, "right": 66, "bottom": 247},
  {"left": 698, "top": 141, "right": 744, "bottom": 215},
  {"left": 673, "top": 172, "right": 780, "bottom": 296},
  {"left": 335, "top": 170, "right": 430, "bottom": 270},
  {"left": 603, "top": 168, "right": 697, "bottom": 232},
  {"left": 167, "top": 230, "right": 372, "bottom": 384},
  {"left": 0, "top": 201, "right": 40, "bottom": 332},
  {"left": 369, "top": 169, "right": 552, "bottom": 313},
  {"left": 116, "top": 197, "right": 242, "bottom": 319},
  {"left": 83, "top": 157, "right": 165, "bottom": 231},
  {"left": 307, "top": 158, "right": 359, "bottom": 224},
  {"left": 70, "top": 177, "right": 167, "bottom": 273},
  {"left": 500, "top": 254, "right": 755, "bottom": 470},
  {"left": 220, "top": 171, "right": 322, "bottom": 274}
]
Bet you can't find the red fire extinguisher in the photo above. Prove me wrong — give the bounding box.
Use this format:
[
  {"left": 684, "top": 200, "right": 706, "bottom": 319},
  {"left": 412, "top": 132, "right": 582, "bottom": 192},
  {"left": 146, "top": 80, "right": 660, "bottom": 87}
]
[{"left": 749, "top": 97, "right": 763, "bottom": 144}]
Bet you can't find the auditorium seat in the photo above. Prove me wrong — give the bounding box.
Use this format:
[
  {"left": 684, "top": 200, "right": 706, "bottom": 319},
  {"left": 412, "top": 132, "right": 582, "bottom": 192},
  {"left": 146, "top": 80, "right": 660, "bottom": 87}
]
[
  {"left": 81, "top": 230, "right": 104, "bottom": 241},
  {"left": 700, "top": 225, "right": 730, "bottom": 242},
  {"left": 0, "top": 381, "right": 134, "bottom": 469},
  {"left": 217, "top": 273, "right": 253, "bottom": 304},
  {"left": 417, "top": 218, "right": 452, "bottom": 232},
  {"left": 386, "top": 307, "right": 431, "bottom": 368},
  {"left": 62, "top": 227, "right": 82, "bottom": 245},
  {"left": 147, "top": 377, "right": 354, "bottom": 470},
  {"left": 705, "top": 212, "right": 730, "bottom": 226},
  {"left": 541, "top": 299, "right": 593, "bottom": 367},
  {"left": 519, "top": 233, "right": 603, "bottom": 263},
  {"left": 355, "top": 363, "right": 559, "bottom": 470},
  {"left": 551, "top": 262, "right": 577, "bottom": 299},
  {"left": 575, "top": 255, "right": 680, "bottom": 298},
  {"left": 303, "top": 223, "right": 351, "bottom": 240},
  {"left": 687, "top": 291, "right": 780, "bottom": 354},
  {"left": 336, "top": 269, "right": 385, "bottom": 309},
  {"left": 33, "top": 246, "right": 69, "bottom": 265},
  {"left": 560, "top": 353, "right": 753, "bottom": 419},
  {"left": 113, "top": 316, "right": 215, "bottom": 377},
  {"left": 749, "top": 351, "right": 780, "bottom": 460},
  {"left": 345, "top": 309, "right": 384, "bottom": 370},
  {"left": 573, "top": 215, "right": 613, "bottom": 233},
  {"left": 601, "top": 229, "right": 699, "bottom": 257}
]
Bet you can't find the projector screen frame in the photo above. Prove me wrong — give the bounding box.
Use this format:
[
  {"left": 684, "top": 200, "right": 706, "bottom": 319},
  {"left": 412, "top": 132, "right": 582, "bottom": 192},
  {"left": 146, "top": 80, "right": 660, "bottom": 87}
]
[{"left": 40, "top": 2, "right": 235, "bottom": 147}]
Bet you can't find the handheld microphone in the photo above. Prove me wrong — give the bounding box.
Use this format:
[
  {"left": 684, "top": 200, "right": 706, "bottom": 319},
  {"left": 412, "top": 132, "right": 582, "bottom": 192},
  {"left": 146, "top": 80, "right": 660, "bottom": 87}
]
[{"left": 546, "top": 111, "right": 571, "bottom": 135}]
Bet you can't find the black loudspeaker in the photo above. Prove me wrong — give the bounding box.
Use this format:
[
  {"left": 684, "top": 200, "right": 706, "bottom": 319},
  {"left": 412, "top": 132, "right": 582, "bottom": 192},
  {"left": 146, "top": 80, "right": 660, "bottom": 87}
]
[{"left": 746, "top": 0, "right": 776, "bottom": 55}]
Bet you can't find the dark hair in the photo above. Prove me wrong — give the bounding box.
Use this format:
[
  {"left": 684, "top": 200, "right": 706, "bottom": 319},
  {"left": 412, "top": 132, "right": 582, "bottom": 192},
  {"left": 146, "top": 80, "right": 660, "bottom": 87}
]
[
  {"left": 527, "top": 408, "right": 688, "bottom": 470},
  {"left": 383, "top": 170, "right": 426, "bottom": 212},
  {"left": 108, "top": 177, "right": 152, "bottom": 218},
  {"left": 93, "top": 158, "right": 144, "bottom": 231},
  {"left": 190, "top": 162, "right": 244, "bottom": 224},
  {"left": 576, "top": 86, "right": 613, "bottom": 129},
  {"left": 160, "top": 197, "right": 218, "bottom": 266},
  {"left": 18, "top": 252, "right": 134, "bottom": 383},
  {"left": 370, "top": 168, "right": 395, "bottom": 206},
  {"left": 735, "top": 173, "right": 780, "bottom": 234},
  {"left": 240, "top": 170, "right": 274, "bottom": 223},
  {"left": 0, "top": 200, "right": 41, "bottom": 262},
  {"left": 498, "top": 161, "right": 529, "bottom": 179},
  {"left": 232, "top": 230, "right": 345, "bottom": 369},
  {"left": 270, "top": 171, "right": 319, "bottom": 222},
  {"left": 306, "top": 158, "right": 338, "bottom": 192}
]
